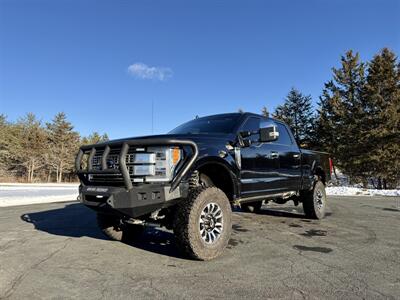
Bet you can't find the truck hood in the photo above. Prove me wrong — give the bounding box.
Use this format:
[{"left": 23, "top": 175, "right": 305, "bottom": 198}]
[{"left": 104, "top": 133, "right": 236, "bottom": 146}]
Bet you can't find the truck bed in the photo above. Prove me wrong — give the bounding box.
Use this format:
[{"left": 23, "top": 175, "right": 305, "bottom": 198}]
[{"left": 301, "top": 149, "right": 332, "bottom": 186}]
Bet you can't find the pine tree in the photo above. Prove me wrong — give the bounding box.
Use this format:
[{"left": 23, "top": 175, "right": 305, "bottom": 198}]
[
  {"left": 316, "top": 50, "right": 368, "bottom": 183},
  {"left": 0, "top": 115, "right": 13, "bottom": 178},
  {"left": 364, "top": 48, "right": 400, "bottom": 188},
  {"left": 46, "top": 112, "right": 80, "bottom": 183},
  {"left": 81, "top": 132, "right": 109, "bottom": 145},
  {"left": 0, "top": 115, "right": 8, "bottom": 162},
  {"left": 273, "top": 88, "right": 315, "bottom": 147},
  {"left": 261, "top": 106, "right": 269, "bottom": 118},
  {"left": 12, "top": 113, "right": 48, "bottom": 182}
]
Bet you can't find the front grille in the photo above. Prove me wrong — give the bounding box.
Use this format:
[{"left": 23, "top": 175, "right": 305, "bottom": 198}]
[
  {"left": 87, "top": 147, "right": 158, "bottom": 186},
  {"left": 92, "top": 152, "right": 155, "bottom": 169},
  {"left": 76, "top": 138, "right": 197, "bottom": 191}
]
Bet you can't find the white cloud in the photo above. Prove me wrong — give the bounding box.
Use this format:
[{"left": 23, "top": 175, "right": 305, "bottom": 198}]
[{"left": 127, "top": 62, "right": 173, "bottom": 81}]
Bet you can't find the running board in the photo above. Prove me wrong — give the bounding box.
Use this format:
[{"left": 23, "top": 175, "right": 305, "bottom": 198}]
[
  {"left": 236, "top": 191, "right": 297, "bottom": 205},
  {"left": 282, "top": 191, "right": 297, "bottom": 199}
]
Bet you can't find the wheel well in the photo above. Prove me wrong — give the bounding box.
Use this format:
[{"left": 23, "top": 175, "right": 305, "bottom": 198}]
[
  {"left": 315, "top": 167, "right": 326, "bottom": 185},
  {"left": 197, "top": 163, "right": 235, "bottom": 201}
]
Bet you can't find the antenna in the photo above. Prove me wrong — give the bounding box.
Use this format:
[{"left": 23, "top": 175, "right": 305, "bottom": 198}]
[{"left": 151, "top": 99, "right": 154, "bottom": 134}]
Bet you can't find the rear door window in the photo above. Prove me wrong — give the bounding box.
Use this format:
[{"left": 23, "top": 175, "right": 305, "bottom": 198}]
[{"left": 276, "top": 123, "right": 293, "bottom": 145}]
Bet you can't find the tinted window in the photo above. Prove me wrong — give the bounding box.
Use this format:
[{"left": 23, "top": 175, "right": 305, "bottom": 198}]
[
  {"left": 240, "top": 117, "right": 260, "bottom": 142},
  {"left": 277, "top": 123, "right": 293, "bottom": 145},
  {"left": 169, "top": 114, "right": 241, "bottom": 134}
]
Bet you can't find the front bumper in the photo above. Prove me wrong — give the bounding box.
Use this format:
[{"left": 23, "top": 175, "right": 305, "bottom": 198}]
[
  {"left": 79, "top": 182, "right": 189, "bottom": 218},
  {"left": 76, "top": 138, "right": 198, "bottom": 218}
]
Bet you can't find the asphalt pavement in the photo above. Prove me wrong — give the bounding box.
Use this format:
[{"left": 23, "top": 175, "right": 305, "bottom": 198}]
[{"left": 0, "top": 196, "right": 399, "bottom": 299}]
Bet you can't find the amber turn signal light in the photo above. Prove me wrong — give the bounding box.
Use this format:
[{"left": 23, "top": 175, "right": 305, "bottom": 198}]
[{"left": 171, "top": 147, "right": 181, "bottom": 165}]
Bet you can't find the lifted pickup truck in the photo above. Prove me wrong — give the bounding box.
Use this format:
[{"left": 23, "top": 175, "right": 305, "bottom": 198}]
[{"left": 76, "top": 112, "right": 331, "bottom": 260}]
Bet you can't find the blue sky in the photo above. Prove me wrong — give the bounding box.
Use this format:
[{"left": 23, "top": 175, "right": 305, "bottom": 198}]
[{"left": 1, "top": 0, "right": 399, "bottom": 139}]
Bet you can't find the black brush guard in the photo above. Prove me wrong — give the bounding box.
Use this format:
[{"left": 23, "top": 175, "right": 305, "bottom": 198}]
[
  {"left": 76, "top": 139, "right": 198, "bottom": 192},
  {"left": 75, "top": 139, "right": 198, "bottom": 218}
]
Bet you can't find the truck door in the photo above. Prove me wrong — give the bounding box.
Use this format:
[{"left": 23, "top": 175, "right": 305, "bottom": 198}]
[
  {"left": 274, "top": 122, "right": 302, "bottom": 191},
  {"left": 239, "top": 117, "right": 280, "bottom": 198}
]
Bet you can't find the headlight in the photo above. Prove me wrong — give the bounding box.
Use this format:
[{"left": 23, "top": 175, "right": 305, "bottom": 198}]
[
  {"left": 133, "top": 165, "right": 156, "bottom": 176},
  {"left": 135, "top": 146, "right": 182, "bottom": 182}
]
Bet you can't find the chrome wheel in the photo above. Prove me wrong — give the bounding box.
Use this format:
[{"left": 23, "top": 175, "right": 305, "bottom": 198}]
[
  {"left": 303, "top": 181, "right": 326, "bottom": 220},
  {"left": 315, "top": 190, "right": 324, "bottom": 210},
  {"left": 199, "top": 202, "right": 223, "bottom": 244}
]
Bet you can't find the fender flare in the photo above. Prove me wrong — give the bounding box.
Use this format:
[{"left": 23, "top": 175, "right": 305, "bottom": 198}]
[
  {"left": 189, "top": 156, "right": 239, "bottom": 200},
  {"left": 311, "top": 161, "right": 326, "bottom": 185}
]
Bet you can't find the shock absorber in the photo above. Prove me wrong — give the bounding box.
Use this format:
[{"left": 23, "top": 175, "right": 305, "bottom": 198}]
[{"left": 189, "top": 170, "right": 200, "bottom": 188}]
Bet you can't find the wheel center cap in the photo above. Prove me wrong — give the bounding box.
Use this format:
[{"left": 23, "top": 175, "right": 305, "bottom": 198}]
[{"left": 209, "top": 218, "right": 215, "bottom": 228}]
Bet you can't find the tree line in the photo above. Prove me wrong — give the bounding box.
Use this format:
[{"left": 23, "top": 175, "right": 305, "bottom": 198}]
[
  {"left": 249, "top": 48, "right": 399, "bottom": 189},
  {"left": 1, "top": 48, "right": 398, "bottom": 186},
  {"left": 0, "top": 112, "right": 108, "bottom": 183}
]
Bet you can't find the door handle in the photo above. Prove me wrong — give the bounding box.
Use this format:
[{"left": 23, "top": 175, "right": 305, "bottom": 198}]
[
  {"left": 293, "top": 154, "right": 300, "bottom": 159},
  {"left": 270, "top": 151, "right": 279, "bottom": 159}
]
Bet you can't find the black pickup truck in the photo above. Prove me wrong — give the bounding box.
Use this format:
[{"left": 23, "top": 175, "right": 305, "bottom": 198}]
[{"left": 76, "top": 112, "right": 331, "bottom": 260}]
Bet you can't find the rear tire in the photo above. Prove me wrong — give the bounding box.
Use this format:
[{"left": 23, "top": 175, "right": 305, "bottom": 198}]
[
  {"left": 173, "top": 187, "right": 232, "bottom": 261},
  {"left": 302, "top": 181, "right": 327, "bottom": 219},
  {"left": 241, "top": 201, "right": 263, "bottom": 213},
  {"left": 97, "top": 213, "right": 144, "bottom": 241}
]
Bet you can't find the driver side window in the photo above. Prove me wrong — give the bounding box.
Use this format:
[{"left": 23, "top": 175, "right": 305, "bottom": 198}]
[{"left": 240, "top": 117, "right": 260, "bottom": 142}]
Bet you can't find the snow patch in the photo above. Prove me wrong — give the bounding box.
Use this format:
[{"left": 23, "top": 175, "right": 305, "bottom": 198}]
[
  {"left": 326, "top": 186, "right": 400, "bottom": 197},
  {"left": 0, "top": 195, "right": 78, "bottom": 207},
  {"left": 0, "top": 184, "right": 79, "bottom": 207}
]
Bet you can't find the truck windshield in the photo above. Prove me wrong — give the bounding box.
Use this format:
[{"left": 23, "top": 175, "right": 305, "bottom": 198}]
[{"left": 169, "top": 114, "right": 241, "bottom": 134}]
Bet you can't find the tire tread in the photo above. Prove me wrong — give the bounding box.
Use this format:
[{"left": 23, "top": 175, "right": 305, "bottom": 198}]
[{"left": 173, "top": 186, "right": 231, "bottom": 260}]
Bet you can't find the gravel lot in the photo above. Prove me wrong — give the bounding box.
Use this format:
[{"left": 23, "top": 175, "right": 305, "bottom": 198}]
[{"left": 0, "top": 196, "right": 399, "bottom": 299}]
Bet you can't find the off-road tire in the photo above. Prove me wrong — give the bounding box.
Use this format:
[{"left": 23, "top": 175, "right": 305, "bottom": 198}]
[
  {"left": 173, "top": 187, "right": 232, "bottom": 261},
  {"left": 97, "top": 213, "right": 144, "bottom": 242},
  {"left": 241, "top": 201, "right": 263, "bottom": 213},
  {"left": 302, "top": 181, "right": 327, "bottom": 219}
]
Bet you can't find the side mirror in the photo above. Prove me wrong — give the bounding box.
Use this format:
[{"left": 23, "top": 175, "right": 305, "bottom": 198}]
[
  {"left": 260, "top": 125, "right": 279, "bottom": 142},
  {"left": 242, "top": 139, "right": 252, "bottom": 147},
  {"left": 237, "top": 131, "right": 252, "bottom": 147},
  {"left": 239, "top": 131, "right": 252, "bottom": 138}
]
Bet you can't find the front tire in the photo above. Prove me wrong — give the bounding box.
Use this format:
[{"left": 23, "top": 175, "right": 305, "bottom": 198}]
[
  {"left": 302, "top": 181, "right": 327, "bottom": 219},
  {"left": 97, "top": 213, "right": 144, "bottom": 241},
  {"left": 173, "top": 187, "right": 232, "bottom": 260}
]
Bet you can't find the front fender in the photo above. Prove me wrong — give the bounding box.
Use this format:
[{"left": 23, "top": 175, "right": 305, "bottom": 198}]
[{"left": 185, "top": 151, "right": 240, "bottom": 200}]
